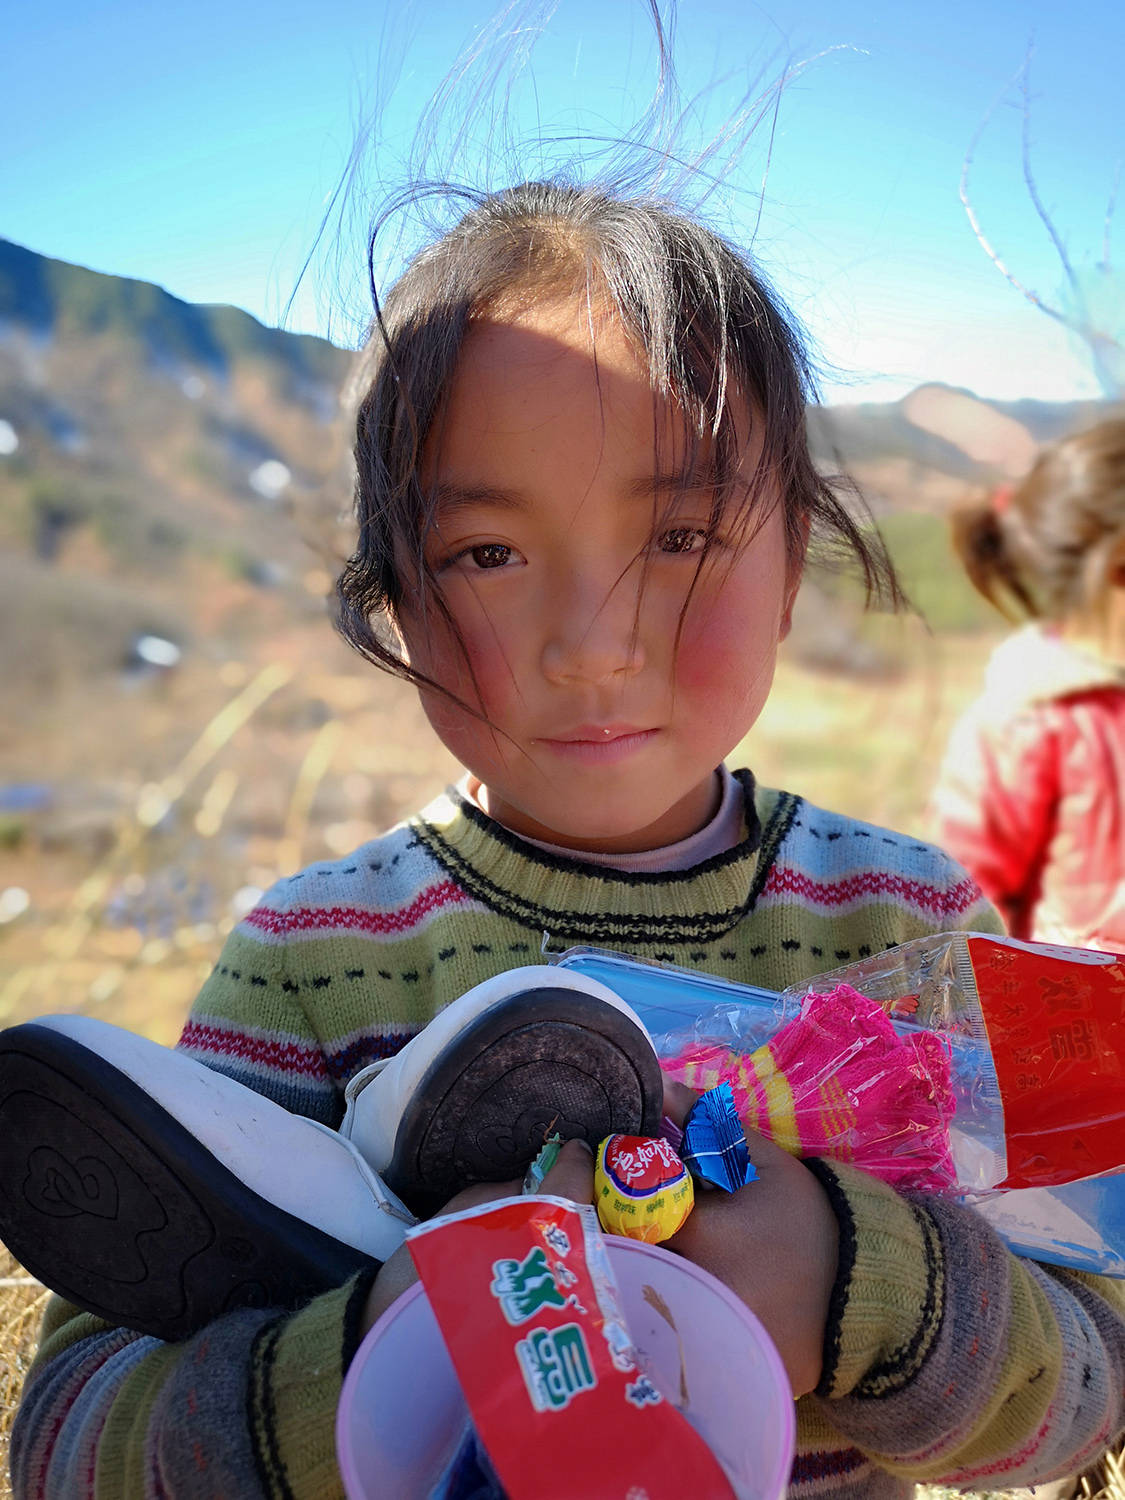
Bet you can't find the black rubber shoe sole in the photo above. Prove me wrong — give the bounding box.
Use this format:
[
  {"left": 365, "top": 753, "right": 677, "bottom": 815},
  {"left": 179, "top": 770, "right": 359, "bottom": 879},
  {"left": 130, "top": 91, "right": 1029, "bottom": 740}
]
[
  {"left": 383, "top": 987, "right": 664, "bottom": 1217},
  {"left": 0, "top": 1023, "right": 376, "bottom": 1342}
]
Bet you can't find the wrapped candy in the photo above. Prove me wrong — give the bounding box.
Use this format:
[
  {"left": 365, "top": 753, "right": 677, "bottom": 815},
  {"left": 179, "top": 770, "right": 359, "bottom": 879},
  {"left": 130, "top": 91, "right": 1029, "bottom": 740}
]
[
  {"left": 594, "top": 1133, "right": 694, "bottom": 1242},
  {"left": 678, "top": 1083, "right": 758, "bottom": 1193}
]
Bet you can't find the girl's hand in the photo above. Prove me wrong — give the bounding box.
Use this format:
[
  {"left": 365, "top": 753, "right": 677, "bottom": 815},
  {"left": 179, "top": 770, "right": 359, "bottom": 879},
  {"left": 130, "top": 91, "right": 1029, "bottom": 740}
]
[
  {"left": 360, "top": 1139, "right": 595, "bottom": 1334},
  {"left": 662, "top": 1078, "right": 839, "bottom": 1398}
]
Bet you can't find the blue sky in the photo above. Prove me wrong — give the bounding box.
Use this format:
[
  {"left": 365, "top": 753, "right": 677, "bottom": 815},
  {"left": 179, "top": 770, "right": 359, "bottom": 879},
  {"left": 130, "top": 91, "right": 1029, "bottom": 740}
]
[{"left": 3, "top": 0, "right": 1122, "bottom": 403}]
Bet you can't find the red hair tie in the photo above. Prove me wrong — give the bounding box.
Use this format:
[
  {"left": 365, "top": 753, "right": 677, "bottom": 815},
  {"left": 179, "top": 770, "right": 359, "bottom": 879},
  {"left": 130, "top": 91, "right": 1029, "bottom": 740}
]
[{"left": 991, "top": 484, "right": 1013, "bottom": 515}]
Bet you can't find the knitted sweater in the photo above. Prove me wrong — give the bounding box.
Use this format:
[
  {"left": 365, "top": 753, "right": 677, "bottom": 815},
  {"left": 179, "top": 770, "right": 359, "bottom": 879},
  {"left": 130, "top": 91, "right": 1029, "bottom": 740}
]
[{"left": 12, "top": 774, "right": 1125, "bottom": 1499}]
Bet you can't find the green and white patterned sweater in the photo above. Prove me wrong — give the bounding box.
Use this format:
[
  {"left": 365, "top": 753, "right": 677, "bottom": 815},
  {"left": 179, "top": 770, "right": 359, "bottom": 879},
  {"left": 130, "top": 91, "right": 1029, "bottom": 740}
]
[{"left": 13, "top": 774, "right": 1125, "bottom": 1499}]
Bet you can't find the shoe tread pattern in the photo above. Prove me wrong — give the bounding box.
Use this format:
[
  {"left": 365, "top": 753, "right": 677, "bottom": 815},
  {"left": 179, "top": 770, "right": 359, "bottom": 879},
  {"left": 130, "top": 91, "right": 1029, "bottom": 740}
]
[
  {"left": 0, "top": 1024, "right": 374, "bottom": 1341},
  {"left": 385, "top": 989, "right": 663, "bottom": 1216}
]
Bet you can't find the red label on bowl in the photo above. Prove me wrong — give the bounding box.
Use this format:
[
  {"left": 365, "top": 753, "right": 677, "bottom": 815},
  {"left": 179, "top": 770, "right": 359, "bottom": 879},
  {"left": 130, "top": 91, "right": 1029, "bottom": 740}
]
[{"left": 406, "top": 1197, "right": 735, "bottom": 1500}]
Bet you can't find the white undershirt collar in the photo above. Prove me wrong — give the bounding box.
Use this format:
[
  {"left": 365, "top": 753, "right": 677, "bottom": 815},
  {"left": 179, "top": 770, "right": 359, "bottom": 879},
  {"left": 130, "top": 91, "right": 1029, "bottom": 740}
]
[{"left": 460, "top": 765, "right": 744, "bottom": 873}]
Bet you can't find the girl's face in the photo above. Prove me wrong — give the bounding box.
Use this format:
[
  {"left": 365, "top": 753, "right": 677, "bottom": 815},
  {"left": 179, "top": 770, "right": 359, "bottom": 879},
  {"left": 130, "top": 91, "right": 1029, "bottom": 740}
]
[{"left": 396, "top": 295, "right": 802, "bottom": 854}]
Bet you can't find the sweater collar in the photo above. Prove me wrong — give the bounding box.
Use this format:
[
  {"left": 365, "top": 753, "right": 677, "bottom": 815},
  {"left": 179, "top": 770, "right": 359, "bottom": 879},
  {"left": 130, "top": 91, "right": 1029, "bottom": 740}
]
[{"left": 410, "top": 770, "right": 799, "bottom": 946}]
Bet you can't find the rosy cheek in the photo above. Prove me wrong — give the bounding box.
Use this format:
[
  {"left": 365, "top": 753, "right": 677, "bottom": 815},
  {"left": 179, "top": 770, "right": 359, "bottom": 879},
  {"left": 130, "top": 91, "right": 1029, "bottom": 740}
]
[
  {"left": 675, "top": 605, "right": 758, "bottom": 693},
  {"left": 459, "top": 630, "right": 512, "bottom": 709},
  {"left": 673, "top": 593, "right": 782, "bottom": 740},
  {"left": 408, "top": 602, "right": 493, "bottom": 695},
  {"left": 418, "top": 681, "right": 508, "bottom": 779}
]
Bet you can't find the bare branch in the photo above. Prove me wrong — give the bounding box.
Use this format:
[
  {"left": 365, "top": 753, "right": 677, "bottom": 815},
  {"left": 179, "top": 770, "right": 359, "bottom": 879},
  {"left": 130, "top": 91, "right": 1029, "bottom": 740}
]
[
  {"left": 961, "top": 45, "right": 1124, "bottom": 400},
  {"left": 959, "top": 54, "right": 1070, "bottom": 327},
  {"left": 1019, "top": 48, "right": 1081, "bottom": 300}
]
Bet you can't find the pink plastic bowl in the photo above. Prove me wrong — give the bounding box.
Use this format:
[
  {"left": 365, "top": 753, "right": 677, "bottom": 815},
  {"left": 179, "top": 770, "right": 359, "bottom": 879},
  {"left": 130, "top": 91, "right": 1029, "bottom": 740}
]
[{"left": 337, "top": 1236, "right": 795, "bottom": 1500}]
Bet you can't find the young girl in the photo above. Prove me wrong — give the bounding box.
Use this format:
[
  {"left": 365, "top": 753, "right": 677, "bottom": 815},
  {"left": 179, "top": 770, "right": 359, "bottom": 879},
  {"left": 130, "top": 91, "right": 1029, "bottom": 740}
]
[
  {"left": 933, "top": 418, "right": 1125, "bottom": 950},
  {"left": 10, "top": 182, "right": 1125, "bottom": 1500}
]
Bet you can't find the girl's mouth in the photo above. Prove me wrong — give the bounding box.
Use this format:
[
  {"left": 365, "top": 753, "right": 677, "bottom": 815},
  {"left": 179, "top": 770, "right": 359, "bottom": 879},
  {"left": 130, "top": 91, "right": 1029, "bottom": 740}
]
[{"left": 535, "top": 727, "right": 659, "bottom": 764}]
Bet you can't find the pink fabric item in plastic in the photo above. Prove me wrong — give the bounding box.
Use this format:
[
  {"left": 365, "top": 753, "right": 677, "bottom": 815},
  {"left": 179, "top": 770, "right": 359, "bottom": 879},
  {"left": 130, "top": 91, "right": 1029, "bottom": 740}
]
[{"left": 660, "top": 984, "right": 957, "bottom": 1193}]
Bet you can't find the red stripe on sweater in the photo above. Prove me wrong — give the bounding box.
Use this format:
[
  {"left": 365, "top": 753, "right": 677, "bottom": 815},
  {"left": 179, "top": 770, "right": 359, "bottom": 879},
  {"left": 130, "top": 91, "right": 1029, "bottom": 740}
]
[
  {"left": 179, "top": 1021, "right": 332, "bottom": 1080},
  {"left": 40, "top": 1327, "right": 143, "bottom": 1489},
  {"left": 761, "top": 864, "right": 982, "bottom": 917},
  {"left": 244, "top": 880, "right": 470, "bottom": 939},
  {"left": 909, "top": 1401, "right": 1049, "bottom": 1477},
  {"left": 933, "top": 1401, "right": 1113, "bottom": 1484}
]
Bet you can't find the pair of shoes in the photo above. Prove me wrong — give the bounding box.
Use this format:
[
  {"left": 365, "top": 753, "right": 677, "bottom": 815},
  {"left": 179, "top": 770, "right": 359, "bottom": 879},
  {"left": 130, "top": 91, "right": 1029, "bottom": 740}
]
[{"left": 0, "top": 967, "right": 661, "bottom": 1341}]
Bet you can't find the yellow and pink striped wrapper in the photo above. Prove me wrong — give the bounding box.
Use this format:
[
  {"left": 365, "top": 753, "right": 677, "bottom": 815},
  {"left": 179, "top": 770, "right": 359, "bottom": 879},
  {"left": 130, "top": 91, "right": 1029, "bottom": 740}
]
[{"left": 660, "top": 983, "right": 957, "bottom": 1192}]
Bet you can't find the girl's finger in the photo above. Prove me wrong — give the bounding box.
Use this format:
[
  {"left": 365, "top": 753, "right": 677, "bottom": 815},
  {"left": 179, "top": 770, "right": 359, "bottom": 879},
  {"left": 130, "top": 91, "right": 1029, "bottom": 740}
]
[
  {"left": 535, "top": 1137, "right": 595, "bottom": 1204},
  {"left": 440, "top": 1177, "right": 523, "bottom": 1216},
  {"left": 662, "top": 1076, "right": 700, "bottom": 1128}
]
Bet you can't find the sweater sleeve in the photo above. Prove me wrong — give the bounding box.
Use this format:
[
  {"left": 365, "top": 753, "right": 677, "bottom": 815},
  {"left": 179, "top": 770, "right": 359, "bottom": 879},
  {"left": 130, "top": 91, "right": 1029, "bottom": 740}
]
[
  {"left": 11, "top": 1272, "right": 378, "bottom": 1500},
  {"left": 931, "top": 699, "right": 1060, "bottom": 939},
  {"left": 806, "top": 1159, "right": 1125, "bottom": 1488},
  {"left": 931, "top": 849, "right": 1007, "bottom": 938}
]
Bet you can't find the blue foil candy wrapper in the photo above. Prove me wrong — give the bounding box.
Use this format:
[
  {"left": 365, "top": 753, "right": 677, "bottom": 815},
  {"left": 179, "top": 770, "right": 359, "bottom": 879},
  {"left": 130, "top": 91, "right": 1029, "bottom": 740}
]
[{"left": 681, "top": 1082, "right": 758, "bottom": 1193}]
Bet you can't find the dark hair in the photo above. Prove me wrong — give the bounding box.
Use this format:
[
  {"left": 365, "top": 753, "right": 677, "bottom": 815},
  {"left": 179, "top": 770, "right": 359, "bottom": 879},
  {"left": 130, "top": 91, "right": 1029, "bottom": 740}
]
[
  {"left": 337, "top": 179, "right": 903, "bottom": 697},
  {"left": 951, "top": 417, "right": 1125, "bottom": 623}
]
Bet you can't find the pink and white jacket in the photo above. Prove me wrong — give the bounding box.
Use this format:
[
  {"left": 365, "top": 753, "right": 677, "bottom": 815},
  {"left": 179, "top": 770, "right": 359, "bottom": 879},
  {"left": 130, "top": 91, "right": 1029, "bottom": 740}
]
[{"left": 932, "top": 624, "right": 1125, "bottom": 950}]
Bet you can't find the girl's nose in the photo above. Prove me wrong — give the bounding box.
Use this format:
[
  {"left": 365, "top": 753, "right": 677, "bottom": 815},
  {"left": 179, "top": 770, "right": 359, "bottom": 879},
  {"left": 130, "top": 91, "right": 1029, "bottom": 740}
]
[{"left": 540, "top": 579, "right": 646, "bottom": 686}]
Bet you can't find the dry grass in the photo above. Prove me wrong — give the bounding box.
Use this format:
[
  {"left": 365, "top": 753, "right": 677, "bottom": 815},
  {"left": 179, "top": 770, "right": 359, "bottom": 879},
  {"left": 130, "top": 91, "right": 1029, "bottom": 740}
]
[
  {"left": 0, "top": 1251, "right": 50, "bottom": 1500},
  {"left": 917, "top": 1454, "right": 1125, "bottom": 1500}
]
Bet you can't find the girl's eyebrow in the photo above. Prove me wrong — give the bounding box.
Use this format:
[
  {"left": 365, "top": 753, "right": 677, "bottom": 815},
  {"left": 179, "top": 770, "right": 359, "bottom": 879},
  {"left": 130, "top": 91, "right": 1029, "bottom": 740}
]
[
  {"left": 431, "top": 480, "right": 528, "bottom": 516},
  {"left": 623, "top": 470, "right": 721, "bottom": 498},
  {"left": 432, "top": 471, "right": 720, "bottom": 517}
]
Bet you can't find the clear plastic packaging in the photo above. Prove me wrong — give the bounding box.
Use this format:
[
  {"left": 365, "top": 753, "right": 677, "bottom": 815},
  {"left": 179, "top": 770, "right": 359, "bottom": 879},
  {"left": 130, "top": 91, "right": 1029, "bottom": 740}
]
[{"left": 551, "top": 933, "right": 1125, "bottom": 1277}]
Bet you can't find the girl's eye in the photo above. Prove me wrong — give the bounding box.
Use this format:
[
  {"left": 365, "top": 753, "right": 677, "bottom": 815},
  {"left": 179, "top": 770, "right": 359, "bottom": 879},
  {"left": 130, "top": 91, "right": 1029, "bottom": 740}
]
[
  {"left": 657, "top": 527, "right": 708, "bottom": 555},
  {"left": 451, "top": 542, "right": 515, "bottom": 570},
  {"left": 434, "top": 538, "right": 526, "bottom": 574}
]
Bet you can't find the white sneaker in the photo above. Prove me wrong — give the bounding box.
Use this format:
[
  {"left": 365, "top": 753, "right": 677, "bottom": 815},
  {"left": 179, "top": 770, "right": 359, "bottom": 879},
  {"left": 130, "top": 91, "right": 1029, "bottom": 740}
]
[
  {"left": 0, "top": 1015, "right": 416, "bottom": 1342},
  {"left": 341, "top": 966, "right": 664, "bottom": 1216}
]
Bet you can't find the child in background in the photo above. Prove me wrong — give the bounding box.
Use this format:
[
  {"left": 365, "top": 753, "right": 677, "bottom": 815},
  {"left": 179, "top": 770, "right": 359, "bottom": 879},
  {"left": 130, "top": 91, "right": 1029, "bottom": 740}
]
[
  {"left": 10, "top": 180, "right": 1125, "bottom": 1500},
  {"left": 933, "top": 418, "right": 1125, "bottom": 950}
]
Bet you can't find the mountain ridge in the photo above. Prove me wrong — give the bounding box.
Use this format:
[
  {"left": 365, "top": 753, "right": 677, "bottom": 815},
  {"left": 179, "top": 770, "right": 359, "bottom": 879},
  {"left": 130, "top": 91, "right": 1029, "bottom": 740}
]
[{"left": 0, "top": 237, "right": 349, "bottom": 391}]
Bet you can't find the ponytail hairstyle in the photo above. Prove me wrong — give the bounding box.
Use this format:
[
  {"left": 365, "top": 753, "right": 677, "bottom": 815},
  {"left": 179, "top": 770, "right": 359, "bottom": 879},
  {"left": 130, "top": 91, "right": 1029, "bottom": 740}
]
[{"left": 950, "top": 417, "right": 1125, "bottom": 624}]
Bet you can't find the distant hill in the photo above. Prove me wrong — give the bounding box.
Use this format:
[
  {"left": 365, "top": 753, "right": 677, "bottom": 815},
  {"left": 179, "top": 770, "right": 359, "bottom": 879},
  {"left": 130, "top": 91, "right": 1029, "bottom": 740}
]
[
  {"left": 2, "top": 235, "right": 1113, "bottom": 503},
  {"left": 809, "top": 387, "right": 1113, "bottom": 500},
  {"left": 0, "top": 235, "right": 1117, "bottom": 686},
  {"left": 0, "top": 239, "right": 360, "bottom": 698},
  {"left": 0, "top": 237, "right": 347, "bottom": 394}
]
